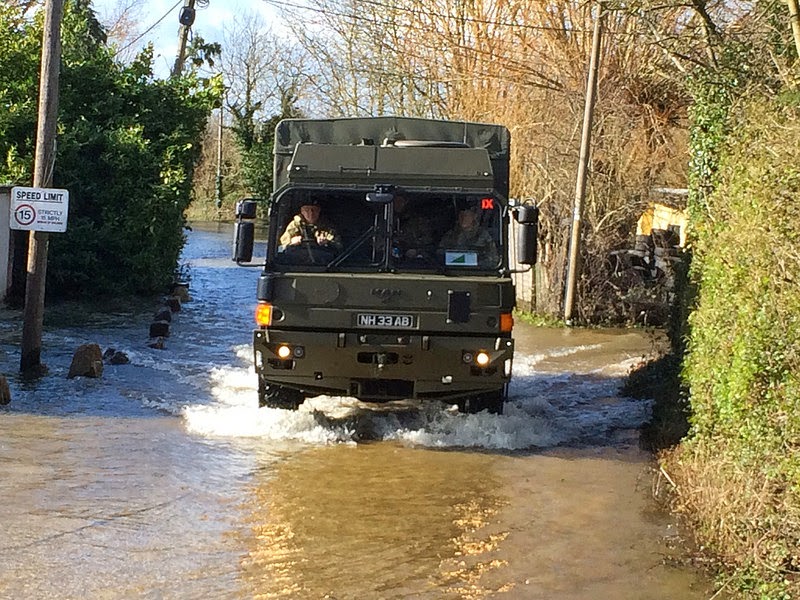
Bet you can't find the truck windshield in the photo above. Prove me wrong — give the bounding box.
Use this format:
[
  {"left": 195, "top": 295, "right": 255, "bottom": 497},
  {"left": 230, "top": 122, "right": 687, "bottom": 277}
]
[{"left": 268, "top": 190, "right": 504, "bottom": 273}]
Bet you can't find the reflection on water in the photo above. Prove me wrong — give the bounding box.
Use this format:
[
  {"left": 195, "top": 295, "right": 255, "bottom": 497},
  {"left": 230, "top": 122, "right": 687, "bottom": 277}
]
[
  {"left": 237, "top": 444, "right": 509, "bottom": 599},
  {"left": 235, "top": 443, "right": 712, "bottom": 600},
  {"left": 0, "top": 413, "right": 250, "bottom": 599}
]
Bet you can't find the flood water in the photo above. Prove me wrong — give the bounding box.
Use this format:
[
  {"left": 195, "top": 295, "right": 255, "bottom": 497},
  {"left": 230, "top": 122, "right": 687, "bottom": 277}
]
[{"left": 0, "top": 224, "right": 713, "bottom": 599}]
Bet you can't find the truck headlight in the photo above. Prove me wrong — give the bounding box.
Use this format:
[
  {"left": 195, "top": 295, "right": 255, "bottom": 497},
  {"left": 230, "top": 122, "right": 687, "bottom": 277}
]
[
  {"left": 463, "top": 350, "right": 491, "bottom": 366},
  {"left": 274, "top": 344, "right": 304, "bottom": 359}
]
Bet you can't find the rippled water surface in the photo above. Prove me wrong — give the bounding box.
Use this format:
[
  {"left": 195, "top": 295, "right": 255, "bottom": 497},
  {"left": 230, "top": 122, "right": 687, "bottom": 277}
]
[{"left": 0, "top": 224, "right": 713, "bottom": 599}]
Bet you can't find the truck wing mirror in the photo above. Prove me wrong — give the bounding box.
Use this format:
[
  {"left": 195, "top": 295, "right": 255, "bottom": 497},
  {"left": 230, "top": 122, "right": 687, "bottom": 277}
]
[
  {"left": 513, "top": 205, "right": 539, "bottom": 265},
  {"left": 236, "top": 199, "right": 258, "bottom": 219},
  {"left": 233, "top": 199, "right": 258, "bottom": 263},
  {"left": 514, "top": 205, "right": 538, "bottom": 224}
]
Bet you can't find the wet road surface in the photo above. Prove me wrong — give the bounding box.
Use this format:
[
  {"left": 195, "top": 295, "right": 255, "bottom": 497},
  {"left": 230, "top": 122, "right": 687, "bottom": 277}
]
[{"left": 0, "top": 224, "right": 713, "bottom": 599}]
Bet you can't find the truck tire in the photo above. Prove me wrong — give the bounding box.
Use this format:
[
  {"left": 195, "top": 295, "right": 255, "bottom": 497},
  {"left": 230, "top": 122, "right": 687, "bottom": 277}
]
[
  {"left": 258, "top": 377, "right": 304, "bottom": 410},
  {"left": 456, "top": 389, "right": 505, "bottom": 415}
]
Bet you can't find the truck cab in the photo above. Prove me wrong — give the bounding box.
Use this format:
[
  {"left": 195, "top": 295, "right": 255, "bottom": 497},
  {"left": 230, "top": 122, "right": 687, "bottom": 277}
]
[{"left": 234, "top": 117, "right": 537, "bottom": 414}]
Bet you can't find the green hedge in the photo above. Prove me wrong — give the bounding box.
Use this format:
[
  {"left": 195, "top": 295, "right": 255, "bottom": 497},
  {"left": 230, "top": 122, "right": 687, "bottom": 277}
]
[
  {"left": 0, "top": 1, "right": 221, "bottom": 298},
  {"left": 674, "top": 95, "right": 800, "bottom": 598},
  {"left": 687, "top": 97, "right": 800, "bottom": 456}
]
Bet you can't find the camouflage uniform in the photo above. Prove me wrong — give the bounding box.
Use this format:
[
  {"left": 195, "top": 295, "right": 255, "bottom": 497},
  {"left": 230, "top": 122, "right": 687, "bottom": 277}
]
[
  {"left": 280, "top": 215, "right": 342, "bottom": 251},
  {"left": 438, "top": 224, "right": 499, "bottom": 266},
  {"left": 394, "top": 213, "right": 434, "bottom": 258}
]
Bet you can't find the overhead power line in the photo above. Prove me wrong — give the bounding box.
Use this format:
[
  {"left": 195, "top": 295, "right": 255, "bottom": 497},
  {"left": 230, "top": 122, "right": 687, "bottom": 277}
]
[
  {"left": 262, "top": 0, "right": 608, "bottom": 35},
  {"left": 111, "top": 0, "right": 184, "bottom": 58}
]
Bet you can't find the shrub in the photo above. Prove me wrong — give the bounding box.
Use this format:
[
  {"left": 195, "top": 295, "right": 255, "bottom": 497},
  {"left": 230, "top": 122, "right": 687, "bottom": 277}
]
[
  {"left": 0, "top": 2, "right": 222, "bottom": 298},
  {"left": 666, "top": 95, "right": 800, "bottom": 598}
]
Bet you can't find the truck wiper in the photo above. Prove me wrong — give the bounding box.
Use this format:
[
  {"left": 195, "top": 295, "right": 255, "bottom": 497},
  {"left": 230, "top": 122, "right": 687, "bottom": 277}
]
[{"left": 325, "top": 225, "right": 382, "bottom": 270}]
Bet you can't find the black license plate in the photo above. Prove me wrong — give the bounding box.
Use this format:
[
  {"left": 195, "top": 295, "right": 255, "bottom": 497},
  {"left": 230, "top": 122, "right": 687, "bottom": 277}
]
[{"left": 356, "top": 313, "right": 416, "bottom": 328}]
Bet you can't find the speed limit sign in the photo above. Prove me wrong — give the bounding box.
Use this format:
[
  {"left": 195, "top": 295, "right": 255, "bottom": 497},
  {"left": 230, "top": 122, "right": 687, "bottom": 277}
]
[{"left": 10, "top": 186, "right": 69, "bottom": 232}]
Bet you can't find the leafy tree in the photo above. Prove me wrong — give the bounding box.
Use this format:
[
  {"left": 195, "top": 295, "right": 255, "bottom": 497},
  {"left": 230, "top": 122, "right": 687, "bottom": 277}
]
[
  {"left": 96, "top": 0, "right": 149, "bottom": 65},
  {"left": 230, "top": 93, "right": 303, "bottom": 206},
  {"left": 0, "top": 4, "right": 40, "bottom": 182},
  {"left": 0, "top": 0, "right": 222, "bottom": 298},
  {"left": 220, "top": 12, "right": 305, "bottom": 205}
]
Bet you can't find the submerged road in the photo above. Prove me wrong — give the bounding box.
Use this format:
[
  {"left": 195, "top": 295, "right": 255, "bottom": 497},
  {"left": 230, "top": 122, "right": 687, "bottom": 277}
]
[{"left": 0, "top": 224, "right": 714, "bottom": 598}]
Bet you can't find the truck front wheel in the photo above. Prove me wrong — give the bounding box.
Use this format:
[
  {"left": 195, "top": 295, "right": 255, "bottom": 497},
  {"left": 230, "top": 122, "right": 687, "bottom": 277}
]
[
  {"left": 456, "top": 389, "right": 505, "bottom": 415},
  {"left": 258, "top": 377, "right": 305, "bottom": 410}
]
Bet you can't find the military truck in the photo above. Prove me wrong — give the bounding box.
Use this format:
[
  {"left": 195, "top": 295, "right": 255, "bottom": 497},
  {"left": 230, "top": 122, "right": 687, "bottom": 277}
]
[{"left": 233, "top": 116, "right": 538, "bottom": 414}]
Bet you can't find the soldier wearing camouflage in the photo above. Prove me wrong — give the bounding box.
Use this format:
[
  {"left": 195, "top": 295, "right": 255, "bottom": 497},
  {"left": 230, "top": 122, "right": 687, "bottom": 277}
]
[
  {"left": 438, "top": 207, "right": 499, "bottom": 266},
  {"left": 393, "top": 195, "right": 434, "bottom": 260},
  {"left": 280, "top": 201, "right": 342, "bottom": 252}
]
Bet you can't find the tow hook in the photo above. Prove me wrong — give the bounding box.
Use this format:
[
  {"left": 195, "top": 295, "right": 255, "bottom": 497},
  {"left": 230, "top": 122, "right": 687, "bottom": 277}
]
[{"left": 376, "top": 352, "right": 389, "bottom": 370}]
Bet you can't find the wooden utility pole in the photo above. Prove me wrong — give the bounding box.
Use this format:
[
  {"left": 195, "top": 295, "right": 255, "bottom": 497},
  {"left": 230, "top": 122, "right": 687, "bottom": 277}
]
[
  {"left": 564, "top": 5, "right": 604, "bottom": 323},
  {"left": 20, "top": 0, "right": 63, "bottom": 374},
  {"left": 171, "top": 0, "right": 196, "bottom": 78},
  {"left": 788, "top": 0, "right": 800, "bottom": 62},
  {"left": 215, "top": 106, "right": 223, "bottom": 208}
]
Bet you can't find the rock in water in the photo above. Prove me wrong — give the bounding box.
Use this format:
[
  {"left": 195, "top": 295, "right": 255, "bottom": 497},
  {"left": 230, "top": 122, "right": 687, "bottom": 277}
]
[
  {"left": 154, "top": 307, "right": 172, "bottom": 323},
  {"left": 0, "top": 374, "right": 10, "bottom": 405},
  {"left": 149, "top": 321, "right": 170, "bottom": 338},
  {"left": 171, "top": 284, "right": 191, "bottom": 303},
  {"left": 103, "top": 348, "right": 130, "bottom": 365},
  {"left": 67, "top": 343, "right": 104, "bottom": 379},
  {"left": 165, "top": 297, "right": 181, "bottom": 312},
  {"left": 148, "top": 337, "right": 166, "bottom": 350},
  {"left": 109, "top": 351, "right": 130, "bottom": 365}
]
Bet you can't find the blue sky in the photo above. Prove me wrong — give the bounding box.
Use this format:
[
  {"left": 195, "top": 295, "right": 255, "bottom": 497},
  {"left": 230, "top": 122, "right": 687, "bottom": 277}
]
[{"left": 91, "top": 0, "right": 281, "bottom": 77}]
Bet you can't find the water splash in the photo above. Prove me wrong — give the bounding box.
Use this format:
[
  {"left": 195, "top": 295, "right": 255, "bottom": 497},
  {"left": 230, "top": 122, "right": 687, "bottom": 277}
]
[{"left": 182, "top": 346, "right": 652, "bottom": 450}]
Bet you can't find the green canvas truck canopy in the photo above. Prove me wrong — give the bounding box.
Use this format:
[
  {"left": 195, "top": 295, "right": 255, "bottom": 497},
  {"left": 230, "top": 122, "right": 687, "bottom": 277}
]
[{"left": 273, "top": 116, "right": 510, "bottom": 197}]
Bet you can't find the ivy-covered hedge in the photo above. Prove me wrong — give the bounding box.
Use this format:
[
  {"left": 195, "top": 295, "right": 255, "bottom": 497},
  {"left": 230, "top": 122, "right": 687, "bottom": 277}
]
[
  {"left": 667, "top": 94, "right": 800, "bottom": 598},
  {"left": 0, "top": 1, "right": 221, "bottom": 298}
]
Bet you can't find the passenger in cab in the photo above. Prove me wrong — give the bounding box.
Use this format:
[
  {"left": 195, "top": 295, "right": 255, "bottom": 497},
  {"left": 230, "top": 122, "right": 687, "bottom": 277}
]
[
  {"left": 392, "top": 194, "right": 434, "bottom": 261},
  {"left": 280, "top": 198, "right": 342, "bottom": 252},
  {"left": 438, "top": 206, "right": 498, "bottom": 267}
]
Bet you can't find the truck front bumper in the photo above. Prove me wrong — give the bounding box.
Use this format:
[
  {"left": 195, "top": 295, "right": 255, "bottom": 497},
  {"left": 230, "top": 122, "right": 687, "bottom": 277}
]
[{"left": 254, "top": 329, "right": 514, "bottom": 401}]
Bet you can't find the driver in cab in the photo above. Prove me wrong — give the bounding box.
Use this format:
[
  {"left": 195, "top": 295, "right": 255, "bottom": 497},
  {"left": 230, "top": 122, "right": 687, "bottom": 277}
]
[{"left": 279, "top": 198, "right": 342, "bottom": 253}]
